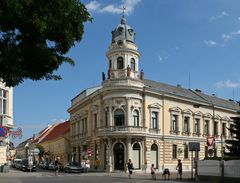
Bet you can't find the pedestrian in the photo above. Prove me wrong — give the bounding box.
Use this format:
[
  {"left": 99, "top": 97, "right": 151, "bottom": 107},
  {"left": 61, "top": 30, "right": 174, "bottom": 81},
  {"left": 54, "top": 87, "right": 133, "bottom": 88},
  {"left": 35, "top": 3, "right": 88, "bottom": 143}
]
[
  {"left": 54, "top": 157, "right": 60, "bottom": 176},
  {"left": 150, "top": 164, "right": 156, "bottom": 180},
  {"left": 176, "top": 159, "right": 182, "bottom": 179},
  {"left": 126, "top": 159, "right": 134, "bottom": 178},
  {"left": 162, "top": 167, "right": 170, "bottom": 180}
]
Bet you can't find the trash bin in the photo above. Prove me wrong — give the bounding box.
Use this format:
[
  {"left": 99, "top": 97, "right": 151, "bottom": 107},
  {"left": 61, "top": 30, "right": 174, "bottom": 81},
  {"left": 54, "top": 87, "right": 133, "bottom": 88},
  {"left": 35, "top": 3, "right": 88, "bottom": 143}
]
[
  {"left": 0, "top": 165, "right": 3, "bottom": 173},
  {"left": 3, "top": 165, "right": 9, "bottom": 173}
]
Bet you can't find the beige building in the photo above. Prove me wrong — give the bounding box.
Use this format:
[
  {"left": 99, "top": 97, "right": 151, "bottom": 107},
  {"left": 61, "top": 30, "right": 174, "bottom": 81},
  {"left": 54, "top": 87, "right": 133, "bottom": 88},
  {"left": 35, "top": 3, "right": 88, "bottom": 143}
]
[
  {"left": 0, "top": 81, "right": 14, "bottom": 165},
  {"left": 37, "top": 121, "right": 70, "bottom": 165},
  {"left": 68, "top": 16, "right": 240, "bottom": 172}
]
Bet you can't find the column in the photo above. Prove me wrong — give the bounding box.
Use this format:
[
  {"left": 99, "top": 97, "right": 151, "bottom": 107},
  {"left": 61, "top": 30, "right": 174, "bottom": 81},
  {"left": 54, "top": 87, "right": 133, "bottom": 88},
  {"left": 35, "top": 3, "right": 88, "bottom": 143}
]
[
  {"left": 126, "top": 97, "right": 130, "bottom": 126},
  {"left": 109, "top": 102, "right": 113, "bottom": 127},
  {"left": 127, "top": 137, "right": 132, "bottom": 162},
  {"left": 106, "top": 138, "right": 113, "bottom": 172}
]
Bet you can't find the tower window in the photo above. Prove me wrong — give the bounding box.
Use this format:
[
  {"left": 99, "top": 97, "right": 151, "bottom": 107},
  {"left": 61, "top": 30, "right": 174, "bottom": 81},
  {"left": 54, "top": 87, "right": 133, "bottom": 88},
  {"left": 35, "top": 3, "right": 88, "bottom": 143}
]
[
  {"left": 130, "top": 58, "right": 135, "bottom": 71},
  {"left": 117, "top": 57, "right": 124, "bottom": 69}
]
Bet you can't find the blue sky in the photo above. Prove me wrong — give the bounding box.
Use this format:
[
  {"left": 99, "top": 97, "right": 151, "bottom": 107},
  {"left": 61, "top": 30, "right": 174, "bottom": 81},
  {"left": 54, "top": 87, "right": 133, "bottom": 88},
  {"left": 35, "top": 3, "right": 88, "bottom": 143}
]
[{"left": 13, "top": 0, "right": 240, "bottom": 145}]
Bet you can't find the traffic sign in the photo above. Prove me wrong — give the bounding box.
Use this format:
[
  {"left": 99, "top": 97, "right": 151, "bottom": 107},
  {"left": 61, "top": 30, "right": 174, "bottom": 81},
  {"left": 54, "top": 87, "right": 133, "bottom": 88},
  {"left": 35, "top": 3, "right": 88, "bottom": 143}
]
[{"left": 0, "top": 126, "right": 8, "bottom": 137}]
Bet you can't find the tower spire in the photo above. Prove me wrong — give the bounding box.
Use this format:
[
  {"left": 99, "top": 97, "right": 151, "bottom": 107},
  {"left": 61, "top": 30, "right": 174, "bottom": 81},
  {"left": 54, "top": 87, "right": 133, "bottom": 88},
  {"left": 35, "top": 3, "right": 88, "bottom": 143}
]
[
  {"left": 121, "top": 7, "right": 126, "bottom": 24},
  {"left": 122, "top": 6, "right": 126, "bottom": 18}
]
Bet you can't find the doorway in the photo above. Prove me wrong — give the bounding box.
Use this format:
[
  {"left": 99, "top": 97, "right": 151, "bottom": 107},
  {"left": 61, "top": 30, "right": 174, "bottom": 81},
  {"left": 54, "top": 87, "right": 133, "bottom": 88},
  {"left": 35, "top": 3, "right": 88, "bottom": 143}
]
[{"left": 114, "top": 143, "right": 124, "bottom": 170}]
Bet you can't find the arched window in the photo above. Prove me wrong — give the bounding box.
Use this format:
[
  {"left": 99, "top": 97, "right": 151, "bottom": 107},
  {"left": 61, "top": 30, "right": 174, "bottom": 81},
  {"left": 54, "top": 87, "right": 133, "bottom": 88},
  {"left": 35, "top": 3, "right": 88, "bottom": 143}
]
[
  {"left": 114, "top": 109, "right": 125, "bottom": 126},
  {"left": 117, "top": 57, "right": 124, "bottom": 69},
  {"left": 151, "top": 144, "right": 158, "bottom": 168},
  {"left": 133, "top": 110, "right": 139, "bottom": 126},
  {"left": 130, "top": 58, "right": 135, "bottom": 71}
]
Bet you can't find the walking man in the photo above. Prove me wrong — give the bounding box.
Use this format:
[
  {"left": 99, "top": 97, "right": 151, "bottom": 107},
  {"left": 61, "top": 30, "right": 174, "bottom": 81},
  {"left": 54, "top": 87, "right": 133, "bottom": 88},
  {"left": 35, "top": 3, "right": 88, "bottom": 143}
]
[{"left": 176, "top": 159, "right": 183, "bottom": 179}]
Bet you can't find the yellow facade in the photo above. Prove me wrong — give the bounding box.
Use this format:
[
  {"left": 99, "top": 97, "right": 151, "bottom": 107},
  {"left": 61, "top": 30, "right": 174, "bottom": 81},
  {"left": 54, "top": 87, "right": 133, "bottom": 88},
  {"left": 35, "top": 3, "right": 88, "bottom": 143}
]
[
  {"left": 39, "top": 132, "right": 70, "bottom": 165},
  {"left": 68, "top": 16, "right": 240, "bottom": 172}
]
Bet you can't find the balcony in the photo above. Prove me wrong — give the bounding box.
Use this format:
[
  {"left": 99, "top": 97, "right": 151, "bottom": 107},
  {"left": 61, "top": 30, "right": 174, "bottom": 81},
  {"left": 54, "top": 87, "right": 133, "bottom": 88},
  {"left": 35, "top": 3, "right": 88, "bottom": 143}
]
[{"left": 95, "top": 126, "right": 147, "bottom": 137}]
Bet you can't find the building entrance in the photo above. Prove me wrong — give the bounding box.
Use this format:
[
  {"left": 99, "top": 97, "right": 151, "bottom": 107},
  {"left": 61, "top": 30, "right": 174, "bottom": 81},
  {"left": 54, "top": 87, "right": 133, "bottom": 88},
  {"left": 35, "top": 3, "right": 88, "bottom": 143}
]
[{"left": 114, "top": 143, "right": 124, "bottom": 170}]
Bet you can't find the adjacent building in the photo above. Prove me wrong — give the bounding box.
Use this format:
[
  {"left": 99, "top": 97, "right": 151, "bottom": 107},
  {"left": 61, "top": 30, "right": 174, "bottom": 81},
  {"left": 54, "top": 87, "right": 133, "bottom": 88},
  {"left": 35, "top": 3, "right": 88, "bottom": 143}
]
[
  {"left": 37, "top": 121, "right": 70, "bottom": 165},
  {"left": 68, "top": 16, "right": 240, "bottom": 172},
  {"left": 0, "top": 81, "right": 14, "bottom": 165}
]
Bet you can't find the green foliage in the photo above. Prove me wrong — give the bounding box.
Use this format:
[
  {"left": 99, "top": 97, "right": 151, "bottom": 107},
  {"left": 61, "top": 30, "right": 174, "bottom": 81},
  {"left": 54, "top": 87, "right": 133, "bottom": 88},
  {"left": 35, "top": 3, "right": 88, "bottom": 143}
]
[
  {"left": 224, "top": 117, "right": 240, "bottom": 157},
  {"left": 0, "top": 0, "right": 92, "bottom": 86}
]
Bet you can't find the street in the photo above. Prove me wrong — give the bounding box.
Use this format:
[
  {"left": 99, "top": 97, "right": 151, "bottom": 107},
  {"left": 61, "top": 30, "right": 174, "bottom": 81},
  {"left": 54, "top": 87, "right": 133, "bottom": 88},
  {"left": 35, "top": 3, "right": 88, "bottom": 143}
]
[{"left": 0, "top": 168, "right": 212, "bottom": 183}]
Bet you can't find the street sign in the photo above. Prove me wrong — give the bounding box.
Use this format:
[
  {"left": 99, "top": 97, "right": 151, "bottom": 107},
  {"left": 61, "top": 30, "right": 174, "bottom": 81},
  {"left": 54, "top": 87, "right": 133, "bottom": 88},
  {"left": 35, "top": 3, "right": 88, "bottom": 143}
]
[
  {"left": 0, "top": 126, "right": 8, "bottom": 137},
  {"left": 207, "top": 137, "right": 215, "bottom": 146},
  {"left": 33, "top": 148, "right": 40, "bottom": 155},
  {"left": 189, "top": 142, "right": 200, "bottom": 151}
]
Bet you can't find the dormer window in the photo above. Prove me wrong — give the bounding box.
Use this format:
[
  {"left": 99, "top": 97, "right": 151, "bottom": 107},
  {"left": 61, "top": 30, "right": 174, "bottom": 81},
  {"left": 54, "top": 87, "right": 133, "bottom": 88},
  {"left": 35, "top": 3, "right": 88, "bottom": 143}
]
[
  {"left": 130, "top": 58, "right": 135, "bottom": 71},
  {"left": 117, "top": 57, "right": 124, "bottom": 69},
  {"left": 118, "top": 27, "right": 123, "bottom": 33}
]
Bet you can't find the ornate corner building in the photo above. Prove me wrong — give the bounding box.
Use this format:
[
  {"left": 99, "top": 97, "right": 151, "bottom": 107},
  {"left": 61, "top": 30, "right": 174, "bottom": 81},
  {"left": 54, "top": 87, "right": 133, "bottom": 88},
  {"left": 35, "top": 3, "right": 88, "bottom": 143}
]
[{"left": 68, "top": 16, "right": 240, "bottom": 172}]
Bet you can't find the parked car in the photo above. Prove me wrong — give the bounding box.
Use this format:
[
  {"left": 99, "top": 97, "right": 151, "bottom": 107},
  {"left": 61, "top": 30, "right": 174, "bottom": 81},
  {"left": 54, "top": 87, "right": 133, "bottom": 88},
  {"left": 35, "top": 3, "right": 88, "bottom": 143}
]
[
  {"left": 20, "top": 159, "right": 37, "bottom": 171},
  {"left": 39, "top": 161, "right": 49, "bottom": 169},
  {"left": 14, "top": 159, "right": 23, "bottom": 169},
  {"left": 12, "top": 159, "right": 22, "bottom": 168},
  {"left": 48, "top": 161, "right": 63, "bottom": 171},
  {"left": 64, "top": 162, "right": 85, "bottom": 173}
]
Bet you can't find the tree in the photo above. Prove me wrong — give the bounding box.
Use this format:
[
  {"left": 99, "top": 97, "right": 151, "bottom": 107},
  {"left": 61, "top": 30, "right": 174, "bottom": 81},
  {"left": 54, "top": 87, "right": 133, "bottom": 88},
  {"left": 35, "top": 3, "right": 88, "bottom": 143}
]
[
  {"left": 35, "top": 144, "right": 45, "bottom": 161},
  {"left": 0, "top": 0, "right": 92, "bottom": 87},
  {"left": 225, "top": 117, "right": 240, "bottom": 157}
]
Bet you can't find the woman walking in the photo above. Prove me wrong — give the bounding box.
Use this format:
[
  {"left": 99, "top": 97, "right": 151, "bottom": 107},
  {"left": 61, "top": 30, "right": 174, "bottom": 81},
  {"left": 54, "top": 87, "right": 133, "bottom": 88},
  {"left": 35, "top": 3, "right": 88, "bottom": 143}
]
[{"left": 126, "top": 159, "right": 134, "bottom": 178}]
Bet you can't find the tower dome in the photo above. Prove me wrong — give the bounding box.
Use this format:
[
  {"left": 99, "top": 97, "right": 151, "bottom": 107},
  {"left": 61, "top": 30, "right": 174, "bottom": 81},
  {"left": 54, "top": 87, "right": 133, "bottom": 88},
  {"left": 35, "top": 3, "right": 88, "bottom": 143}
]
[{"left": 111, "top": 15, "right": 136, "bottom": 44}]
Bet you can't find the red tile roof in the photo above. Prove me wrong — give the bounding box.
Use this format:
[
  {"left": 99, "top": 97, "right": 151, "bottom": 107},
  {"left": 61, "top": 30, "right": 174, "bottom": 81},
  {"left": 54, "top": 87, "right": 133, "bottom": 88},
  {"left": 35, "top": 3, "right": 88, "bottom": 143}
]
[{"left": 41, "top": 121, "right": 70, "bottom": 143}]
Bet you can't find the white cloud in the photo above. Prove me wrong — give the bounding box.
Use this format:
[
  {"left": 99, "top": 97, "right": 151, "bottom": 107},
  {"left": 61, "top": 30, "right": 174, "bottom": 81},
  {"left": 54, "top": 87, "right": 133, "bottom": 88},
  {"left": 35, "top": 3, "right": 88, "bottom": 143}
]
[
  {"left": 216, "top": 80, "right": 240, "bottom": 88},
  {"left": 85, "top": 0, "right": 141, "bottom": 15},
  {"left": 99, "top": 4, "right": 122, "bottom": 14},
  {"left": 204, "top": 40, "right": 217, "bottom": 47},
  {"left": 51, "top": 118, "right": 66, "bottom": 123},
  {"left": 85, "top": 1, "right": 101, "bottom": 11},
  {"left": 210, "top": 11, "right": 229, "bottom": 21},
  {"left": 221, "top": 34, "right": 232, "bottom": 42},
  {"left": 231, "top": 30, "right": 240, "bottom": 35},
  {"left": 157, "top": 53, "right": 170, "bottom": 63}
]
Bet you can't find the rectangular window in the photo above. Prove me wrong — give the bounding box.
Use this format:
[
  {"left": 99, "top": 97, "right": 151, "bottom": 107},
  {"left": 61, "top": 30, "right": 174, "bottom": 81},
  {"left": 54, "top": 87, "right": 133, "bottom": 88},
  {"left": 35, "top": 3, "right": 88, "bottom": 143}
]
[
  {"left": 94, "top": 113, "right": 97, "bottom": 129},
  {"left": 184, "top": 144, "right": 189, "bottom": 159},
  {"left": 222, "top": 123, "right": 226, "bottom": 136},
  {"left": 151, "top": 112, "right": 158, "bottom": 129},
  {"left": 204, "top": 120, "right": 210, "bottom": 135},
  {"left": 214, "top": 121, "right": 218, "bottom": 136},
  {"left": 229, "top": 124, "right": 234, "bottom": 137},
  {"left": 184, "top": 117, "right": 189, "bottom": 132},
  {"left": 0, "top": 89, "right": 7, "bottom": 115},
  {"left": 105, "top": 111, "right": 108, "bottom": 127},
  {"left": 172, "top": 115, "right": 178, "bottom": 131},
  {"left": 82, "top": 118, "right": 87, "bottom": 133},
  {"left": 194, "top": 118, "right": 200, "bottom": 133},
  {"left": 172, "top": 144, "right": 177, "bottom": 159}
]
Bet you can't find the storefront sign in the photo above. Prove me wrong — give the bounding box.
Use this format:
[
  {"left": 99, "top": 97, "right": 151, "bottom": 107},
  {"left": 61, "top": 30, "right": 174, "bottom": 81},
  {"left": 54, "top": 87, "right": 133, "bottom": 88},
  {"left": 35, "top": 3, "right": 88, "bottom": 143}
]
[{"left": 9, "top": 127, "right": 22, "bottom": 139}]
